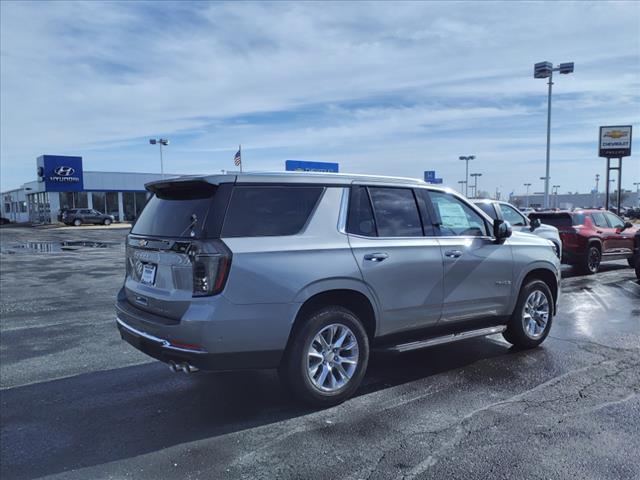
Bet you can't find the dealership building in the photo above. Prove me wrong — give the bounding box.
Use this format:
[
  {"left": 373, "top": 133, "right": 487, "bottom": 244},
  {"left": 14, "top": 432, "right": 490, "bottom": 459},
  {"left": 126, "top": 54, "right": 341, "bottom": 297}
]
[{"left": 2, "top": 155, "right": 174, "bottom": 224}]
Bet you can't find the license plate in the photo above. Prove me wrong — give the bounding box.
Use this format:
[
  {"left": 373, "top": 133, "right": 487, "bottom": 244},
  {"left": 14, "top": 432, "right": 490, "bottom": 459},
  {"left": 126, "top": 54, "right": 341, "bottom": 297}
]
[{"left": 140, "top": 263, "right": 157, "bottom": 285}]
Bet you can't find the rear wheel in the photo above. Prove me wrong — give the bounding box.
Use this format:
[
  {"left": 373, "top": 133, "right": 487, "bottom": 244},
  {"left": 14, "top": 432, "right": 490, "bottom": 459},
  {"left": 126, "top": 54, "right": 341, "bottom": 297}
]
[
  {"left": 503, "top": 279, "right": 553, "bottom": 349},
  {"left": 103, "top": 218, "right": 112, "bottom": 226},
  {"left": 73, "top": 218, "right": 82, "bottom": 227},
  {"left": 279, "top": 306, "right": 369, "bottom": 407},
  {"left": 581, "top": 244, "right": 601, "bottom": 274}
]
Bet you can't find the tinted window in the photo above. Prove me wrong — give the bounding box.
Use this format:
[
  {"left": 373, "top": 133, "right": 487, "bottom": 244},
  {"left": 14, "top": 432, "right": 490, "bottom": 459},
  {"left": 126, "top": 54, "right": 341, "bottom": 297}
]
[
  {"left": 368, "top": 187, "right": 423, "bottom": 237},
  {"left": 529, "top": 213, "right": 578, "bottom": 228},
  {"left": 604, "top": 212, "right": 624, "bottom": 229},
  {"left": 222, "top": 186, "right": 323, "bottom": 237},
  {"left": 591, "top": 212, "right": 608, "bottom": 228},
  {"left": 131, "top": 195, "right": 214, "bottom": 238},
  {"left": 501, "top": 204, "right": 527, "bottom": 226},
  {"left": 429, "top": 191, "right": 488, "bottom": 236},
  {"left": 347, "top": 186, "right": 376, "bottom": 236},
  {"left": 475, "top": 202, "right": 498, "bottom": 219}
]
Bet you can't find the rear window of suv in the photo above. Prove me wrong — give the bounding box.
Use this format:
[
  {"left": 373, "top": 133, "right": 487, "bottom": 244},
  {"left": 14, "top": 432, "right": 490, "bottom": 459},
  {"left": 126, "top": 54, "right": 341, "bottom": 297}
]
[
  {"left": 221, "top": 186, "right": 324, "bottom": 237},
  {"left": 528, "top": 212, "right": 584, "bottom": 228},
  {"left": 131, "top": 181, "right": 219, "bottom": 238}
]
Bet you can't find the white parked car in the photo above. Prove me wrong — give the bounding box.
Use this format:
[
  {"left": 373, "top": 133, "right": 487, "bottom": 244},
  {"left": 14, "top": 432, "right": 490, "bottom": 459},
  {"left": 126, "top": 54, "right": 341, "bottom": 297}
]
[{"left": 473, "top": 200, "right": 562, "bottom": 259}]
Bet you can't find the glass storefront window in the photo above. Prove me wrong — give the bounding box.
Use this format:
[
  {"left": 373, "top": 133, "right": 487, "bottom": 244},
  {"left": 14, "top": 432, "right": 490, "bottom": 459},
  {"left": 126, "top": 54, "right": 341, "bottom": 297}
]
[
  {"left": 123, "top": 192, "right": 135, "bottom": 221},
  {"left": 59, "top": 192, "right": 74, "bottom": 210},
  {"left": 106, "top": 192, "right": 119, "bottom": 218},
  {"left": 92, "top": 192, "right": 106, "bottom": 213},
  {"left": 135, "top": 192, "right": 148, "bottom": 217},
  {"left": 73, "top": 192, "right": 88, "bottom": 208}
]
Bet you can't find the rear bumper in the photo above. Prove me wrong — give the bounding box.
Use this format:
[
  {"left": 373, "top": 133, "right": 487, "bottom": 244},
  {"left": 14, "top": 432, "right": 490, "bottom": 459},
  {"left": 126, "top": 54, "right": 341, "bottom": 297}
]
[
  {"left": 115, "top": 287, "right": 291, "bottom": 371},
  {"left": 117, "top": 317, "right": 282, "bottom": 371}
]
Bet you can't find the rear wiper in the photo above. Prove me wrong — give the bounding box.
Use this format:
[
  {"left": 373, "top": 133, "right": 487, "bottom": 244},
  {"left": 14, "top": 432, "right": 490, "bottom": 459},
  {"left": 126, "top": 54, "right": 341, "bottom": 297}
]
[{"left": 179, "top": 213, "right": 199, "bottom": 238}]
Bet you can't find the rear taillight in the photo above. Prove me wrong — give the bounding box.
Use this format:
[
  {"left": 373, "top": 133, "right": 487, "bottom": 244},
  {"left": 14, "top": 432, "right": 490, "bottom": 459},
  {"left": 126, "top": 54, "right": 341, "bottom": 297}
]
[{"left": 189, "top": 240, "right": 231, "bottom": 297}]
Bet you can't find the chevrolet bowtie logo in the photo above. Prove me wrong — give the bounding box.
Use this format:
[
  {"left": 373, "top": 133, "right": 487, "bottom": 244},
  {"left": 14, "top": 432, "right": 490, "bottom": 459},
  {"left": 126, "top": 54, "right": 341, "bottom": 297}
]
[{"left": 604, "top": 130, "right": 628, "bottom": 139}]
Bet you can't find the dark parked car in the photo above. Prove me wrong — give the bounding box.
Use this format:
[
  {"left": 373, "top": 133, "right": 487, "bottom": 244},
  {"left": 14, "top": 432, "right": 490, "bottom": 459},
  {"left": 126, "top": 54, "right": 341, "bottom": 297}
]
[
  {"left": 0, "top": 217, "right": 11, "bottom": 225},
  {"left": 529, "top": 210, "right": 638, "bottom": 274},
  {"left": 62, "top": 208, "right": 115, "bottom": 226}
]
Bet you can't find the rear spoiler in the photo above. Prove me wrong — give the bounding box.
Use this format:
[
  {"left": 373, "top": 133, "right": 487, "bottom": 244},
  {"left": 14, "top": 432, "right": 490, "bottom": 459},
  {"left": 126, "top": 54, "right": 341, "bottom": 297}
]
[{"left": 145, "top": 175, "right": 237, "bottom": 195}]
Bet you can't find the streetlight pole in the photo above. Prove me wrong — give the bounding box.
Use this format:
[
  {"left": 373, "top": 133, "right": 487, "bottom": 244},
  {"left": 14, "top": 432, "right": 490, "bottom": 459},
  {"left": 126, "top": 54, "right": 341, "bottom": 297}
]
[
  {"left": 458, "top": 155, "right": 475, "bottom": 197},
  {"left": 634, "top": 182, "right": 640, "bottom": 207},
  {"left": 552, "top": 185, "right": 561, "bottom": 209},
  {"left": 149, "top": 138, "right": 169, "bottom": 179},
  {"left": 524, "top": 183, "right": 531, "bottom": 207},
  {"left": 470, "top": 173, "right": 482, "bottom": 198},
  {"left": 457, "top": 180, "right": 467, "bottom": 195},
  {"left": 534, "top": 61, "right": 574, "bottom": 209}
]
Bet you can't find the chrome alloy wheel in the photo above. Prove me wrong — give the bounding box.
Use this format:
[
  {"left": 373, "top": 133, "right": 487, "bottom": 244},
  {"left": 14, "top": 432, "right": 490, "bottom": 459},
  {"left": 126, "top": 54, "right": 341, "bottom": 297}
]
[
  {"left": 307, "top": 323, "right": 359, "bottom": 392},
  {"left": 522, "top": 290, "right": 550, "bottom": 339}
]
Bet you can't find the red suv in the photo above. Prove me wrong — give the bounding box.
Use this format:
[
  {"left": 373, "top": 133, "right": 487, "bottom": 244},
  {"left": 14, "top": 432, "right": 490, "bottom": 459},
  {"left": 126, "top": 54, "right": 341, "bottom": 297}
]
[{"left": 529, "top": 210, "right": 638, "bottom": 274}]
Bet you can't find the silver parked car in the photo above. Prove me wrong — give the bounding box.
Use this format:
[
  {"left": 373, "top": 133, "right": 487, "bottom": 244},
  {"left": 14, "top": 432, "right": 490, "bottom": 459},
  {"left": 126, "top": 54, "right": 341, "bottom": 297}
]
[
  {"left": 473, "top": 199, "right": 562, "bottom": 259},
  {"left": 116, "top": 173, "right": 560, "bottom": 406}
]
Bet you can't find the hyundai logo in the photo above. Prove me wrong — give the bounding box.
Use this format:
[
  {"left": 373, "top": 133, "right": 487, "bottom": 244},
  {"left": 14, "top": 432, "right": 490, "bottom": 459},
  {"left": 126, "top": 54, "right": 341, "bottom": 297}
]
[{"left": 54, "top": 166, "right": 75, "bottom": 177}]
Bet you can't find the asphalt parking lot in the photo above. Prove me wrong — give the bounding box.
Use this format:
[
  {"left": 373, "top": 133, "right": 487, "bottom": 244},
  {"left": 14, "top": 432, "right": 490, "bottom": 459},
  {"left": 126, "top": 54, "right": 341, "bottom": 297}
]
[{"left": 1, "top": 225, "right": 638, "bottom": 480}]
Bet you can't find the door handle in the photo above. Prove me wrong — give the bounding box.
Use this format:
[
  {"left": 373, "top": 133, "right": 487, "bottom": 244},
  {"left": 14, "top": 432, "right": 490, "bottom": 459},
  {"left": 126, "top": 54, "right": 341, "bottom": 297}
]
[
  {"left": 444, "top": 250, "right": 463, "bottom": 258},
  {"left": 364, "top": 253, "right": 388, "bottom": 262},
  {"left": 596, "top": 230, "right": 603, "bottom": 234}
]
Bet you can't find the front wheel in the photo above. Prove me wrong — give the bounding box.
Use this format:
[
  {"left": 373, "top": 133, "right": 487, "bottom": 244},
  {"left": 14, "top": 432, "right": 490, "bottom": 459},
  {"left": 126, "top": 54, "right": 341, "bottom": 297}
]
[
  {"left": 103, "top": 218, "right": 112, "bottom": 226},
  {"left": 279, "top": 306, "right": 369, "bottom": 407},
  {"left": 73, "top": 219, "right": 82, "bottom": 227},
  {"left": 503, "top": 279, "right": 553, "bottom": 349}
]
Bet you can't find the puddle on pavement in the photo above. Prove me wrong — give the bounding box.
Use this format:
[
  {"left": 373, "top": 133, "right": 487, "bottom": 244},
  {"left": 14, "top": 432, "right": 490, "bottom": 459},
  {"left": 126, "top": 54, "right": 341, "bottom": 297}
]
[{"left": 1, "top": 241, "right": 118, "bottom": 254}]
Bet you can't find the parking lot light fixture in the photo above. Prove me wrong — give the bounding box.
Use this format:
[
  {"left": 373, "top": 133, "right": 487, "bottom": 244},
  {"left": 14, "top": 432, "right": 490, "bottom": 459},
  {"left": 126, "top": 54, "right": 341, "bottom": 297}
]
[
  {"left": 524, "top": 183, "right": 532, "bottom": 207},
  {"left": 457, "top": 180, "right": 467, "bottom": 195},
  {"left": 470, "top": 173, "right": 482, "bottom": 198},
  {"left": 149, "top": 138, "right": 169, "bottom": 179},
  {"left": 459, "top": 155, "right": 475, "bottom": 197},
  {"left": 534, "top": 61, "right": 574, "bottom": 209}
]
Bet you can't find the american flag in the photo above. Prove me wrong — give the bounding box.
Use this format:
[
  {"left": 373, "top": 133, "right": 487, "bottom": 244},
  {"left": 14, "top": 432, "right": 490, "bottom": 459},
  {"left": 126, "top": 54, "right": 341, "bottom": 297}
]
[{"left": 234, "top": 148, "right": 241, "bottom": 166}]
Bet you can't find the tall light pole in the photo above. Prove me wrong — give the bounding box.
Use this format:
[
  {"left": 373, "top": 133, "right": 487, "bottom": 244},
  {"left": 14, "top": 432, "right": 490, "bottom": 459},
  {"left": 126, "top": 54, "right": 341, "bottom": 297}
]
[
  {"left": 552, "top": 184, "right": 561, "bottom": 209},
  {"left": 149, "top": 138, "right": 169, "bottom": 179},
  {"left": 595, "top": 174, "right": 600, "bottom": 193},
  {"left": 524, "top": 183, "right": 532, "bottom": 207},
  {"left": 634, "top": 182, "right": 640, "bottom": 207},
  {"left": 470, "top": 173, "right": 482, "bottom": 198},
  {"left": 458, "top": 155, "right": 475, "bottom": 197},
  {"left": 457, "top": 180, "right": 467, "bottom": 195},
  {"left": 534, "top": 61, "right": 574, "bottom": 209}
]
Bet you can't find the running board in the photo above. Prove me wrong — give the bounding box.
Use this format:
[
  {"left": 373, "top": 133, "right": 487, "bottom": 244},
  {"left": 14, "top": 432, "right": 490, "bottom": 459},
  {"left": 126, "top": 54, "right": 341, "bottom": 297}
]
[{"left": 377, "top": 325, "right": 507, "bottom": 354}]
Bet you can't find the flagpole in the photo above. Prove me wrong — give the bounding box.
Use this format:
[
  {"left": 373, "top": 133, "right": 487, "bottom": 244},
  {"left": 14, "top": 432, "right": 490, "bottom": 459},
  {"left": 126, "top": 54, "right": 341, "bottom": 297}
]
[{"left": 239, "top": 144, "right": 243, "bottom": 173}]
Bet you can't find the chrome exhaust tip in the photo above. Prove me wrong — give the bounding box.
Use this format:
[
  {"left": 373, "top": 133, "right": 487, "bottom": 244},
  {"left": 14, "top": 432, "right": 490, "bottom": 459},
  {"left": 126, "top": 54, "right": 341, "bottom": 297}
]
[
  {"left": 180, "top": 363, "right": 198, "bottom": 374},
  {"left": 168, "top": 361, "right": 179, "bottom": 373}
]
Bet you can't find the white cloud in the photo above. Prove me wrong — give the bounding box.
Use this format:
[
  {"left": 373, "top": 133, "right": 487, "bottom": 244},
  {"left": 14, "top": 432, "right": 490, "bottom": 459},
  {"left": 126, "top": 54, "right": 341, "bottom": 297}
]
[{"left": 1, "top": 0, "right": 639, "bottom": 193}]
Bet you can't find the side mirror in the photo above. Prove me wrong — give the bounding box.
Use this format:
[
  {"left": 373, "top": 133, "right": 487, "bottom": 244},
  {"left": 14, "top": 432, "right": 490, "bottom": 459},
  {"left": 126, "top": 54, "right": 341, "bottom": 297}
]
[
  {"left": 623, "top": 221, "right": 633, "bottom": 230},
  {"left": 494, "top": 219, "right": 512, "bottom": 242},
  {"left": 530, "top": 218, "right": 541, "bottom": 231}
]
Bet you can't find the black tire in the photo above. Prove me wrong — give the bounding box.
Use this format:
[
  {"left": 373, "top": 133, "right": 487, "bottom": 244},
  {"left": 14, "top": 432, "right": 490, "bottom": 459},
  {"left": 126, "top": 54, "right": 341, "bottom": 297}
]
[
  {"left": 279, "top": 306, "right": 369, "bottom": 407},
  {"left": 635, "top": 257, "right": 640, "bottom": 280},
  {"left": 581, "top": 244, "right": 601, "bottom": 274},
  {"left": 73, "top": 218, "right": 82, "bottom": 227},
  {"left": 103, "top": 218, "right": 112, "bottom": 226},
  {"left": 627, "top": 257, "right": 635, "bottom": 268},
  {"left": 503, "top": 279, "right": 554, "bottom": 349}
]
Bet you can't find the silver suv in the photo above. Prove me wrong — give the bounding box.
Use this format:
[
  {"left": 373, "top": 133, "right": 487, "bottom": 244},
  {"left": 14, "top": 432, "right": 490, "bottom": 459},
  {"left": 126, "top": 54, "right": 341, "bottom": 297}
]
[{"left": 116, "top": 173, "right": 560, "bottom": 406}]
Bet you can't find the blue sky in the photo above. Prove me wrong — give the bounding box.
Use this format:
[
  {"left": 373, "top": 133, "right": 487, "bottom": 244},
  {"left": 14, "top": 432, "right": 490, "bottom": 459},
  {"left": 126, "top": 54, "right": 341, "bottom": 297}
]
[{"left": 1, "top": 1, "right": 639, "bottom": 194}]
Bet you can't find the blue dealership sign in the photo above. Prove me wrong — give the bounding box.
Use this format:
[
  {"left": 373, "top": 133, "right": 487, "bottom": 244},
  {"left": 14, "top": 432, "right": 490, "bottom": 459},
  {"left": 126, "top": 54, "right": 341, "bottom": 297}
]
[
  {"left": 424, "top": 170, "right": 443, "bottom": 184},
  {"left": 37, "top": 155, "right": 84, "bottom": 192},
  {"left": 285, "top": 160, "right": 339, "bottom": 173}
]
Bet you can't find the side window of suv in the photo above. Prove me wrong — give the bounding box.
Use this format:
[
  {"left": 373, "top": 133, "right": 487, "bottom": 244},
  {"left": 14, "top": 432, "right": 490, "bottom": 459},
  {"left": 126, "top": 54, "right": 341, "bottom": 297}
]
[
  {"left": 347, "top": 186, "right": 376, "bottom": 236},
  {"left": 429, "top": 191, "right": 489, "bottom": 237},
  {"left": 591, "top": 212, "right": 608, "bottom": 228},
  {"left": 368, "top": 187, "right": 423, "bottom": 237},
  {"left": 500, "top": 204, "right": 527, "bottom": 226},
  {"left": 604, "top": 212, "right": 624, "bottom": 229},
  {"left": 222, "top": 186, "right": 324, "bottom": 237}
]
